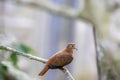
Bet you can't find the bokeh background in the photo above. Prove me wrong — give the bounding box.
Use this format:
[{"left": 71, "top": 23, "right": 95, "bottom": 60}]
[{"left": 0, "top": 0, "right": 120, "bottom": 80}]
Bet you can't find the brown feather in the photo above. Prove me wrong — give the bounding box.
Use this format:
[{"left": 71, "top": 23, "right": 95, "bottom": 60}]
[
  {"left": 39, "top": 65, "right": 49, "bottom": 76},
  {"left": 38, "top": 43, "right": 76, "bottom": 76}
]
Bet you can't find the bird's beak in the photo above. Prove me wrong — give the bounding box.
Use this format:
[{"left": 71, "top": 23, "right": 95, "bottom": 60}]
[{"left": 74, "top": 47, "right": 78, "bottom": 51}]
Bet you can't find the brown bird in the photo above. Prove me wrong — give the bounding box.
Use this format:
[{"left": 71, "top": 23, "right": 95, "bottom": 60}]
[{"left": 38, "top": 43, "right": 77, "bottom": 76}]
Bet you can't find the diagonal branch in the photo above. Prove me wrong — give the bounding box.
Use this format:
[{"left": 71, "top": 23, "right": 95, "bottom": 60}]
[
  {"left": 0, "top": 45, "right": 75, "bottom": 80},
  {"left": 0, "top": 45, "right": 47, "bottom": 63}
]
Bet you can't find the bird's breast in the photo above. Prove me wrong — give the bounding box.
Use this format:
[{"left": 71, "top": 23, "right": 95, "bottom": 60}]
[{"left": 48, "top": 53, "right": 73, "bottom": 69}]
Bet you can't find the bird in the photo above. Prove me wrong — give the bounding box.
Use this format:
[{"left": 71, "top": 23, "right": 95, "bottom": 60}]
[{"left": 38, "top": 43, "right": 77, "bottom": 76}]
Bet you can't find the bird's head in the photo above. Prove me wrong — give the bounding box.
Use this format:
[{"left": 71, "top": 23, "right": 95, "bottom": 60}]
[{"left": 66, "top": 43, "right": 77, "bottom": 50}]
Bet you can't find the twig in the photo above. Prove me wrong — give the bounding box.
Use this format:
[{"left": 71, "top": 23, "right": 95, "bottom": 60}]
[
  {"left": 92, "top": 27, "right": 101, "bottom": 80},
  {"left": 0, "top": 45, "right": 75, "bottom": 80},
  {"left": 0, "top": 45, "right": 47, "bottom": 63},
  {"left": 60, "top": 67, "right": 75, "bottom": 80}
]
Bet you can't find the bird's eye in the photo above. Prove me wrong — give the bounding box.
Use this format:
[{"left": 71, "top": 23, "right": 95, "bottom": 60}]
[
  {"left": 72, "top": 45, "right": 74, "bottom": 48},
  {"left": 71, "top": 45, "right": 73, "bottom": 47}
]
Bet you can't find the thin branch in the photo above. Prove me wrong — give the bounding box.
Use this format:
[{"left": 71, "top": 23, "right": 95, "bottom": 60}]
[
  {"left": 0, "top": 45, "right": 47, "bottom": 63},
  {"left": 60, "top": 67, "right": 75, "bottom": 80},
  {"left": 92, "top": 27, "right": 101, "bottom": 80},
  {"left": 0, "top": 45, "right": 75, "bottom": 80}
]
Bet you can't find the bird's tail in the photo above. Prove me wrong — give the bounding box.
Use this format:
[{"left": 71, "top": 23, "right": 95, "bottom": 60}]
[{"left": 38, "top": 65, "right": 49, "bottom": 76}]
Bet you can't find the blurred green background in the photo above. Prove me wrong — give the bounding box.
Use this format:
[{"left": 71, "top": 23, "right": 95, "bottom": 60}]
[{"left": 0, "top": 0, "right": 120, "bottom": 80}]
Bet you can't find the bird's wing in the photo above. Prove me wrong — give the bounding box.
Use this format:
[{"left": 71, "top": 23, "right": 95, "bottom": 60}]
[{"left": 47, "top": 53, "right": 73, "bottom": 69}]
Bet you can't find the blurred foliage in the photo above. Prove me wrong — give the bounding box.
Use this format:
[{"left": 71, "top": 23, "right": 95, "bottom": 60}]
[
  {"left": 9, "top": 43, "right": 35, "bottom": 68},
  {"left": 116, "top": 59, "right": 120, "bottom": 67},
  {"left": 0, "top": 63, "right": 8, "bottom": 80},
  {"left": 0, "top": 43, "right": 36, "bottom": 80},
  {"left": 14, "top": 43, "right": 35, "bottom": 54},
  {"left": 10, "top": 53, "right": 18, "bottom": 68}
]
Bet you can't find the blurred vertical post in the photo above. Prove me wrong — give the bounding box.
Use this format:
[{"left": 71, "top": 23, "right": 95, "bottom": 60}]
[
  {"left": 74, "top": 21, "right": 98, "bottom": 80},
  {"left": 59, "top": 0, "right": 75, "bottom": 45},
  {"left": 43, "top": 0, "right": 76, "bottom": 80},
  {"left": 0, "top": 0, "right": 16, "bottom": 63},
  {"left": 0, "top": 0, "right": 5, "bottom": 62},
  {"left": 44, "top": 1, "right": 62, "bottom": 80},
  {"left": 0, "top": 0, "right": 5, "bottom": 33},
  {"left": 93, "top": 27, "right": 101, "bottom": 80}
]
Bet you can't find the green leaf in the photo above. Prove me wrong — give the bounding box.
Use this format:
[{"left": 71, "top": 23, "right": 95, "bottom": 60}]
[
  {"left": 10, "top": 52, "right": 18, "bottom": 68},
  {"left": 1, "top": 64, "right": 8, "bottom": 72},
  {"left": 0, "top": 63, "right": 8, "bottom": 72},
  {"left": 0, "top": 63, "right": 8, "bottom": 80},
  {"left": 0, "top": 71, "right": 4, "bottom": 80},
  {"left": 9, "top": 43, "right": 35, "bottom": 68},
  {"left": 15, "top": 43, "right": 35, "bottom": 54},
  {"left": 0, "top": 64, "right": 4, "bottom": 80}
]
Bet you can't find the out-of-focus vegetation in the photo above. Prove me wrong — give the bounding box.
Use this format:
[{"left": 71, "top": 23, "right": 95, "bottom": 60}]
[
  {"left": 0, "top": 63, "right": 8, "bottom": 80},
  {"left": 0, "top": 43, "right": 36, "bottom": 80},
  {"left": 1, "top": 0, "right": 120, "bottom": 80},
  {"left": 9, "top": 43, "right": 35, "bottom": 68}
]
